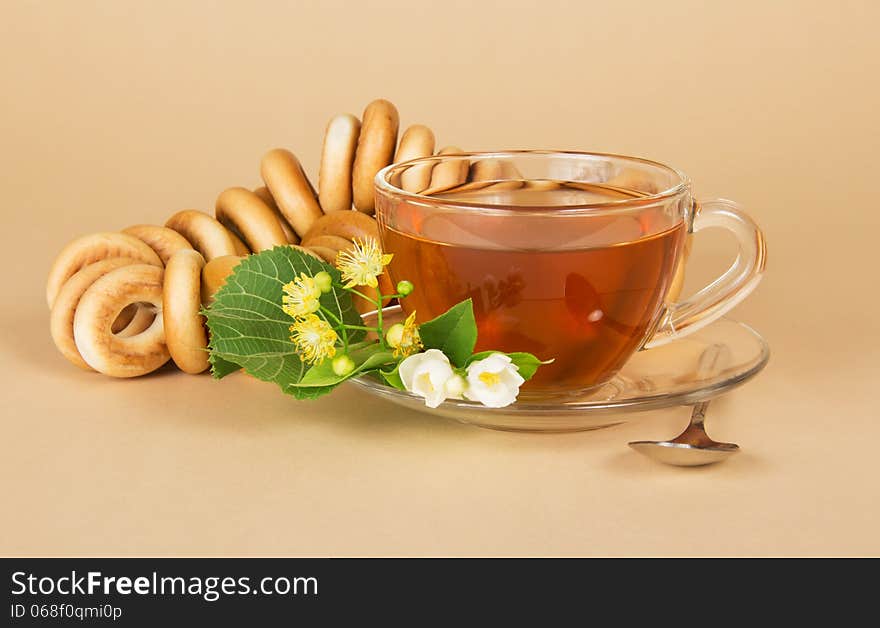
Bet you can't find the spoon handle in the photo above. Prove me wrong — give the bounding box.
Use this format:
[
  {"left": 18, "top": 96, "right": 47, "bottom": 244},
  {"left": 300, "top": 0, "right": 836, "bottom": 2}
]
[{"left": 690, "top": 401, "right": 710, "bottom": 428}]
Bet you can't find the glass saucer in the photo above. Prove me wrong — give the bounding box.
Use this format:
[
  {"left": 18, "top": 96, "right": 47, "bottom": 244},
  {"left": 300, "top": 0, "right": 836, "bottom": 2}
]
[{"left": 349, "top": 306, "right": 769, "bottom": 433}]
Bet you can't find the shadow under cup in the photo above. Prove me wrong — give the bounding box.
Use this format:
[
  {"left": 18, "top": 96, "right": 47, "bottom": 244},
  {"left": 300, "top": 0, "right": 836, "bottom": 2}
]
[{"left": 375, "top": 150, "right": 766, "bottom": 399}]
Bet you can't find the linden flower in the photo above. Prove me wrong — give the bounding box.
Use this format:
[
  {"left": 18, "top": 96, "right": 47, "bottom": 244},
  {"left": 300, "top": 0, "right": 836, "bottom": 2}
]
[
  {"left": 289, "top": 315, "right": 338, "bottom": 364},
  {"left": 398, "top": 349, "right": 464, "bottom": 408},
  {"left": 463, "top": 353, "right": 525, "bottom": 408},
  {"left": 335, "top": 237, "right": 393, "bottom": 288},
  {"left": 282, "top": 273, "right": 322, "bottom": 319},
  {"left": 385, "top": 311, "right": 422, "bottom": 358}
]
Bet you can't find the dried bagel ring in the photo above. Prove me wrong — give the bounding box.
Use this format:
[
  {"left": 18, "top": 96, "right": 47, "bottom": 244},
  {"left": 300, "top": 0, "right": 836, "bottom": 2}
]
[
  {"left": 201, "top": 255, "right": 244, "bottom": 306},
  {"left": 301, "top": 211, "right": 379, "bottom": 245},
  {"left": 165, "top": 210, "right": 239, "bottom": 260},
  {"left": 50, "top": 257, "right": 139, "bottom": 370},
  {"left": 467, "top": 158, "right": 525, "bottom": 193},
  {"left": 111, "top": 304, "right": 138, "bottom": 333},
  {"left": 288, "top": 245, "right": 324, "bottom": 261},
  {"left": 352, "top": 99, "right": 399, "bottom": 213},
  {"left": 421, "top": 146, "right": 469, "bottom": 196},
  {"left": 604, "top": 168, "right": 660, "bottom": 195},
  {"left": 111, "top": 303, "right": 160, "bottom": 337},
  {"left": 46, "top": 232, "right": 162, "bottom": 308},
  {"left": 254, "top": 186, "right": 299, "bottom": 244},
  {"left": 115, "top": 305, "right": 157, "bottom": 338},
  {"left": 215, "top": 187, "right": 288, "bottom": 252},
  {"left": 73, "top": 264, "right": 170, "bottom": 378},
  {"left": 228, "top": 229, "right": 251, "bottom": 256},
  {"left": 319, "top": 114, "right": 361, "bottom": 212},
  {"left": 431, "top": 159, "right": 526, "bottom": 196},
  {"left": 121, "top": 224, "right": 194, "bottom": 264},
  {"left": 260, "top": 149, "right": 323, "bottom": 238},
  {"left": 395, "top": 124, "right": 435, "bottom": 193},
  {"left": 163, "top": 249, "right": 209, "bottom": 374},
  {"left": 301, "top": 234, "right": 353, "bottom": 253},
  {"left": 306, "top": 246, "right": 337, "bottom": 264}
]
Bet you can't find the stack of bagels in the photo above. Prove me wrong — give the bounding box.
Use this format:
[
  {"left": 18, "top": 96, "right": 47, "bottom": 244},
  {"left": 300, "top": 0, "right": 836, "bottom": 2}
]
[{"left": 47, "top": 98, "right": 446, "bottom": 378}]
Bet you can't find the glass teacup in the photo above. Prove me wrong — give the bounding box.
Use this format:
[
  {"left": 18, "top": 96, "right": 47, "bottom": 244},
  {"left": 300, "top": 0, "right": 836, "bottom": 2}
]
[{"left": 375, "top": 151, "right": 765, "bottom": 397}]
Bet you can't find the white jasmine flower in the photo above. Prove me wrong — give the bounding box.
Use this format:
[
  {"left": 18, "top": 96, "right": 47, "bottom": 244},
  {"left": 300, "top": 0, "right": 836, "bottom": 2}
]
[
  {"left": 398, "top": 349, "right": 457, "bottom": 408},
  {"left": 463, "top": 353, "right": 525, "bottom": 408}
]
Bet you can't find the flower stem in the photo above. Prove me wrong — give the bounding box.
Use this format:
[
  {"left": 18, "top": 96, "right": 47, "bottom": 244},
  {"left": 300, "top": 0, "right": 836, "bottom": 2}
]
[
  {"left": 343, "top": 324, "right": 383, "bottom": 332},
  {"left": 375, "top": 285, "right": 386, "bottom": 349},
  {"left": 320, "top": 306, "right": 348, "bottom": 351},
  {"left": 347, "top": 287, "right": 379, "bottom": 305}
]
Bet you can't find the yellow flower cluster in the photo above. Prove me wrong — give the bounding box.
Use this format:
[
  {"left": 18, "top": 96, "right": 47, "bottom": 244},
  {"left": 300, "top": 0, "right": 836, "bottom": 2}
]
[
  {"left": 282, "top": 273, "right": 322, "bottom": 319},
  {"left": 289, "top": 315, "right": 338, "bottom": 364},
  {"left": 281, "top": 238, "right": 396, "bottom": 366},
  {"left": 282, "top": 272, "right": 337, "bottom": 364},
  {"left": 335, "top": 238, "right": 393, "bottom": 289},
  {"left": 386, "top": 311, "right": 422, "bottom": 358}
]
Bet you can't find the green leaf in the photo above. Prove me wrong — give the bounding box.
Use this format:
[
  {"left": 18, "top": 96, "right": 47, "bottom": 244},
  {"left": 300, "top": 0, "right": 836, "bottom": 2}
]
[
  {"left": 204, "top": 245, "right": 364, "bottom": 396},
  {"left": 208, "top": 354, "right": 240, "bottom": 379},
  {"left": 465, "top": 351, "right": 551, "bottom": 381},
  {"left": 294, "top": 344, "right": 397, "bottom": 388},
  {"left": 418, "top": 299, "right": 477, "bottom": 367},
  {"left": 380, "top": 363, "right": 405, "bottom": 390}
]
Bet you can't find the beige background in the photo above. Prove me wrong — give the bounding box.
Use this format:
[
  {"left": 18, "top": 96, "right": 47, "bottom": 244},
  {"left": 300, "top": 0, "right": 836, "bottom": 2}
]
[{"left": 2, "top": 0, "right": 878, "bottom": 556}]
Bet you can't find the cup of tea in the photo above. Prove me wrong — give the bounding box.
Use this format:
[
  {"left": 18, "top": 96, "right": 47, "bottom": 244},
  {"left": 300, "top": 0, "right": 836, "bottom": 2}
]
[{"left": 374, "top": 151, "right": 766, "bottom": 398}]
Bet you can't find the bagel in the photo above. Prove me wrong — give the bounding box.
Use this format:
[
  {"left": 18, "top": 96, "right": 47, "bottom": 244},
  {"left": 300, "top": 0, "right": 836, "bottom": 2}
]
[
  {"left": 469, "top": 158, "right": 504, "bottom": 183},
  {"left": 301, "top": 211, "right": 379, "bottom": 244},
  {"left": 121, "top": 224, "right": 194, "bottom": 264},
  {"left": 165, "top": 210, "right": 239, "bottom": 261},
  {"left": 111, "top": 303, "right": 138, "bottom": 334},
  {"left": 201, "top": 255, "right": 244, "bottom": 306},
  {"left": 352, "top": 99, "right": 399, "bottom": 213},
  {"left": 228, "top": 230, "right": 251, "bottom": 256},
  {"left": 260, "top": 148, "right": 323, "bottom": 238},
  {"left": 288, "top": 245, "right": 324, "bottom": 261},
  {"left": 306, "top": 246, "right": 337, "bottom": 264},
  {"left": 109, "top": 303, "right": 158, "bottom": 337},
  {"left": 253, "top": 186, "right": 299, "bottom": 244},
  {"left": 395, "top": 124, "right": 435, "bottom": 193},
  {"left": 215, "top": 187, "right": 288, "bottom": 252},
  {"left": 424, "top": 158, "right": 525, "bottom": 196},
  {"left": 73, "top": 264, "right": 170, "bottom": 378},
  {"left": 604, "top": 168, "right": 660, "bottom": 195},
  {"left": 114, "top": 306, "right": 157, "bottom": 338},
  {"left": 46, "top": 232, "right": 162, "bottom": 308},
  {"left": 474, "top": 158, "right": 525, "bottom": 192},
  {"left": 421, "top": 146, "right": 469, "bottom": 196},
  {"left": 163, "top": 250, "right": 209, "bottom": 374},
  {"left": 301, "top": 233, "right": 353, "bottom": 253},
  {"left": 522, "top": 179, "right": 562, "bottom": 191},
  {"left": 318, "top": 114, "right": 361, "bottom": 212},
  {"left": 50, "top": 257, "right": 140, "bottom": 370}
]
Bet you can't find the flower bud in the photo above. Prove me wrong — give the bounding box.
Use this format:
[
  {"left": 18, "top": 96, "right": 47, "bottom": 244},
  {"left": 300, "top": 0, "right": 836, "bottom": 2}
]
[
  {"left": 396, "top": 280, "right": 414, "bottom": 296},
  {"left": 314, "top": 271, "right": 333, "bottom": 294},
  {"left": 444, "top": 374, "right": 466, "bottom": 399},
  {"left": 385, "top": 323, "right": 405, "bottom": 348},
  {"left": 331, "top": 354, "right": 356, "bottom": 376}
]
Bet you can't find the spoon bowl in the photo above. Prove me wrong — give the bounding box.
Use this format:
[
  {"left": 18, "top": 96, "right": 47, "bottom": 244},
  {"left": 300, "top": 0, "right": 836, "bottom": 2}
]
[{"left": 629, "top": 401, "right": 740, "bottom": 466}]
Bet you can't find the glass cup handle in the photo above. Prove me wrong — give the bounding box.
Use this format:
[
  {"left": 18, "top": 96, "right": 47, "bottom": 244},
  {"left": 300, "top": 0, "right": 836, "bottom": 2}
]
[{"left": 644, "top": 198, "right": 767, "bottom": 349}]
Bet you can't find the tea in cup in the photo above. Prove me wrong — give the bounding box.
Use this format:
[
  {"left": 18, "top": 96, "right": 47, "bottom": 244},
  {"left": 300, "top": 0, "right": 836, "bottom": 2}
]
[{"left": 375, "top": 151, "right": 765, "bottom": 397}]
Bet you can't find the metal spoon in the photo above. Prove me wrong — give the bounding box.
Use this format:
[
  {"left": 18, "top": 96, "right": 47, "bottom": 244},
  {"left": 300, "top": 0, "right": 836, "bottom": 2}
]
[
  {"left": 628, "top": 401, "right": 740, "bottom": 466},
  {"left": 628, "top": 343, "right": 740, "bottom": 466}
]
